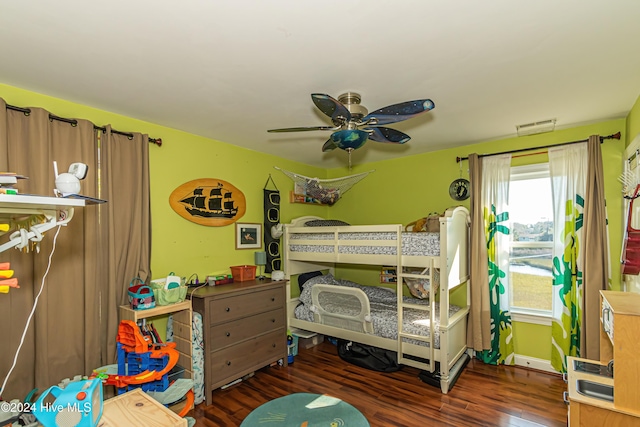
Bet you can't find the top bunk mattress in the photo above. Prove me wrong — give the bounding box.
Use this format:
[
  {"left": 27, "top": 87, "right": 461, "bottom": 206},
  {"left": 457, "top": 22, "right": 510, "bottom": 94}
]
[{"left": 288, "top": 230, "right": 440, "bottom": 257}]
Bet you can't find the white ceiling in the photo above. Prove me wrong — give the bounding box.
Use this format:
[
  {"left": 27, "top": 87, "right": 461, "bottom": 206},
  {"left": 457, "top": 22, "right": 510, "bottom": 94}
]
[{"left": 1, "top": 1, "right": 640, "bottom": 168}]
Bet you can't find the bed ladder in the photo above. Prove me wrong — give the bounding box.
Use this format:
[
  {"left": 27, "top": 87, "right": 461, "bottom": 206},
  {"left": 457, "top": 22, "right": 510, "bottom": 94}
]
[{"left": 396, "top": 258, "right": 436, "bottom": 372}]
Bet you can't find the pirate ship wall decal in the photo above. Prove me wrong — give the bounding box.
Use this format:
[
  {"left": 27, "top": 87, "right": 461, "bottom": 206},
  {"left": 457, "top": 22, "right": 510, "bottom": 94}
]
[{"left": 169, "top": 178, "right": 246, "bottom": 226}]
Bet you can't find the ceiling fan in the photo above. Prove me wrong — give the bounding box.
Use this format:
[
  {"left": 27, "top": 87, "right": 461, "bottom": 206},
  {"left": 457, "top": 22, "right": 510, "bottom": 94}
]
[{"left": 267, "top": 92, "right": 435, "bottom": 155}]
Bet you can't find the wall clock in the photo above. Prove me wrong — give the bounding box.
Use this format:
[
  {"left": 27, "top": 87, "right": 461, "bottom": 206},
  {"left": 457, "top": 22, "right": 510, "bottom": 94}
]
[{"left": 449, "top": 178, "right": 470, "bottom": 201}]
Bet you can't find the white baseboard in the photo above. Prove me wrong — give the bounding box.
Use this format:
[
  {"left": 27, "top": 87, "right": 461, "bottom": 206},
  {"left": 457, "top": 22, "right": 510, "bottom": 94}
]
[
  {"left": 466, "top": 350, "right": 557, "bottom": 374},
  {"left": 514, "top": 354, "right": 556, "bottom": 373}
]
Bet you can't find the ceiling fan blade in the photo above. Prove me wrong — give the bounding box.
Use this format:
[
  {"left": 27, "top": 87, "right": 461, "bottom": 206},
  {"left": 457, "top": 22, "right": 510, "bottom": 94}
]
[
  {"left": 322, "top": 138, "right": 338, "bottom": 152},
  {"left": 267, "top": 126, "right": 337, "bottom": 133},
  {"left": 312, "top": 93, "right": 351, "bottom": 125},
  {"left": 362, "top": 99, "right": 435, "bottom": 125},
  {"left": 365, "top": 127, "right": 411, "bottom": 144}
]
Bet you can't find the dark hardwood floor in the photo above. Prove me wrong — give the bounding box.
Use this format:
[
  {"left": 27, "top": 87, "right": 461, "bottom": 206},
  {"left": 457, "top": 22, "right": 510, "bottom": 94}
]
[{"left": 189, "top": 341, "right": 568, "bottom": 427}]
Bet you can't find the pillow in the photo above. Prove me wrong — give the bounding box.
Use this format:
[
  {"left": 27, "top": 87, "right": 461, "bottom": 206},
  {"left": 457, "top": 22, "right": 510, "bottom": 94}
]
[
  {"left": 403, "top": 268, "right": 440, "bottom": 299},
  {"left": 304, "top": 219, "right": 351, "bottom": 227},
  {"left": 298, "top": 271, "right": 323, "bottom": 294}
]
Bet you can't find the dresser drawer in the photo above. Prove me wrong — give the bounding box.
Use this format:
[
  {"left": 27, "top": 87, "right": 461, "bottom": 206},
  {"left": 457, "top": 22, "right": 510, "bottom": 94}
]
[
  {"left": 209, "top": 287, "right": 283, "bottom": 325},
  {"left": 210, "top": 329, "right": 285, "bottom": 384},
  {"left": 189, "top": 279, "right": 288, "bottom": 406},
  {"left": 210, "top": 308, "right": 284, "bottom": 350}
]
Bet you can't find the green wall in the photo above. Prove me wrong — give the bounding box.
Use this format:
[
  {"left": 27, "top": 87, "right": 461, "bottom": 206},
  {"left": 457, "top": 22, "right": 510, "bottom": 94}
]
[
  {"left": 330, "top": 120, "right": 625, "bottom": 289},
  {"left": 0, "top": 83, "right": 329, "bottom": 282},
  {"left": 3, "top": 82, "right": 638, "bottom": 364},
  {"left": 627, "top": 94, "right": 640, "bottom": 147},
  {"left": 327, "top": 118, "right": 628, "bottom": 363}
]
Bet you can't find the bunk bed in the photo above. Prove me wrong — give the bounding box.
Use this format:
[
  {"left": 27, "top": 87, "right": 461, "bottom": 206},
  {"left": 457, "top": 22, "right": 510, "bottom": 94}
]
[{"left": 283, "top": 206, "right": 470, "bottom": 393}]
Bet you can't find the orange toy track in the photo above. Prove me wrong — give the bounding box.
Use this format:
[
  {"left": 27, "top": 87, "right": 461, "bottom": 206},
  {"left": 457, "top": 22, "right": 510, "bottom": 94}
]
[
  {"left": 103, "top": 320, "right": 180, "bottom": 389},
  {"left": 177, "top": 390, "right": 195, "bottom": 418}
]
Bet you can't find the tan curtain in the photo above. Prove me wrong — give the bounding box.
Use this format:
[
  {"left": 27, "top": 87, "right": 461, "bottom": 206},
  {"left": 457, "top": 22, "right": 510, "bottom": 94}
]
[
  {"left": 100, "top": 126, "right": 152, "bottom": 364},
  {"left": 582, "top": 135, "right": 609, "bottom": 360},
  {"left": 0, "top": 99, "right": 101, "bottom": 398},
  {"left": 466, "top": 153, "right": 492, "bottom": 350},
  {"left": 0, "top": 101, "right": 151, "bottom": 399}
]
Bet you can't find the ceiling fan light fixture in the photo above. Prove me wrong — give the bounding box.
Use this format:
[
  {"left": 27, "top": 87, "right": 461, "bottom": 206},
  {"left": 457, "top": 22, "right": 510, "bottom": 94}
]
[
  {"left": 516, "top": 119, "right": 556, "bottom": 136},
  {"left": 330, "top": 129, "right": 369, "bottom": 150}
]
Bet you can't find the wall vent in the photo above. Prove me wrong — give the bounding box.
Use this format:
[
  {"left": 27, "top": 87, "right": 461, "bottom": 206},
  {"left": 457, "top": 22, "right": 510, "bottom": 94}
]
[{"left": 516, "top": 119, "right": 556, "bottom": 136}]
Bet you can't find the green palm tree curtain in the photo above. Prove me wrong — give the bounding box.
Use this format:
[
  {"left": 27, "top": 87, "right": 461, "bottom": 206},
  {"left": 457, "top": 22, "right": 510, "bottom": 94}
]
[
  {"left": 548, "top": 136, "right": 609, "bottom": 372},
  {"left": 475, "top": 154, "right": 516, "bottom": 365},
  {"left": 548, "top": 142, "right": 587, "bottom": 372}
]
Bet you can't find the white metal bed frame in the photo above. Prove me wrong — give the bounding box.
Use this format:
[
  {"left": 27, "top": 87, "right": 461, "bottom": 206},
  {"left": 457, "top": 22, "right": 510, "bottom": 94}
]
[{"left": 284, "top": 206, "right": 470, "bottom": 393}]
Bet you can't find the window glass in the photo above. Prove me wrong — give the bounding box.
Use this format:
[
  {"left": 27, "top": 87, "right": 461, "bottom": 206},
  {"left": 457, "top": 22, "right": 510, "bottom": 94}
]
[{"left": 509, "top": 164, "right": 553, "bottom": 314}]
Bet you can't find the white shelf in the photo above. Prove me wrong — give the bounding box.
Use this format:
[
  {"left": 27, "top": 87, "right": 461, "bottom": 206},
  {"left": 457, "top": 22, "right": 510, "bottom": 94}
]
[
  {"left": 0, "top": 194, "right": 105, "bottom": 253},
  {"left": 1, "top": 193, "right": 89, "bottom": 209}
]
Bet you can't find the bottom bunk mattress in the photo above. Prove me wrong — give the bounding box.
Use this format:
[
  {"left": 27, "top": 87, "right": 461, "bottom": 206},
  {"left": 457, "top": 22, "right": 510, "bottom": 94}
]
[{"left": 294, "top": 273, "right": 461, "bottom": 349}]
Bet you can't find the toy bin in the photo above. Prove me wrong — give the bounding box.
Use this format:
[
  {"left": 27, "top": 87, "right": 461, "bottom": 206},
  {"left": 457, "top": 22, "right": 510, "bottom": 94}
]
[
  {"left": 230, "top": 265, "right": 256, "bottom": 282},
  {"left": 149, "top": 278, "right": 187, "bottom": 306},
  {"left": 287, "top": 334, "right": 298, "bottom": 364},
  {"left": 292, "top": 329, "right": 323, "bottom": 353},
  {"left": 289, "top": 334, "right": 298, "bottom": 356}
]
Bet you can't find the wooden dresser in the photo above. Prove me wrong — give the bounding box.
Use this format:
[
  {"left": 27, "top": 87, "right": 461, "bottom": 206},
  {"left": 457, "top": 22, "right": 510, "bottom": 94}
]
[{"left": 189, "top": 279, "right": 288, "bottom": 406}]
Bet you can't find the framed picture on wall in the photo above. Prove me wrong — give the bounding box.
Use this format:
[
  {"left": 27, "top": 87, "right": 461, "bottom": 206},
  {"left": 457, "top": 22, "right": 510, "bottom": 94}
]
[{"left": 235, "top": 222, "right": 262, "bottom": 249}]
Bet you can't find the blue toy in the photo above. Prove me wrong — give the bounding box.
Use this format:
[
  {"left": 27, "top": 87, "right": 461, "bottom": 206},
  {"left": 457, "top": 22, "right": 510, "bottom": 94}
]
[{"left": 32, "top": 378, "right": 103, "bottom": 427}]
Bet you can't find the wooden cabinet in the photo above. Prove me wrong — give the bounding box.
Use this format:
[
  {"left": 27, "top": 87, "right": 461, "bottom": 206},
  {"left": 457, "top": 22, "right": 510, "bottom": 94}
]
[
  {"left": 118, "top": 300, "right": 193, "bottom": 380},
  {"left": 569, "top": 399, "right": 640, "bottom": 427},
  {"left": 566, "top": 290, "right": 640, "bottom": 426},
  {"left": 599, "top": 290, "right": 640, "bottom": 410},
  {"left": 189, "top": 279, "right": 287, "bottom": 406}
]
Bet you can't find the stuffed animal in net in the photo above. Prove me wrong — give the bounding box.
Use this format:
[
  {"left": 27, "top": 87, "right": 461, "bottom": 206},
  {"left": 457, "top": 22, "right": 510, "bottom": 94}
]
[
  {"left": 275, "top": 167, "right": 373, "bottom": 206},
  {"left": 305, "top": 179, "right": 340, "bottom": 206}
]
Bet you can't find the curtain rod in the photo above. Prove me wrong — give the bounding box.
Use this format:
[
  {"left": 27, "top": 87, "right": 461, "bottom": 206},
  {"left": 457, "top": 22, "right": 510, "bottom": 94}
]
[
  {"left": 5, "top": 103, "right": 163, "bottom": 147},
  {"left": 455, "top": 131, "right": 621, "bottom": 163}
]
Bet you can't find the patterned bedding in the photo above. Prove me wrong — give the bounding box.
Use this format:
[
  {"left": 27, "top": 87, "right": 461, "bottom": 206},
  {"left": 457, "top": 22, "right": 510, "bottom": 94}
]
[
  {"left": 289, "top": 231, "right": 440, "bottom": 256},
  {"left": 294, "top": 274, "right": 461, "bottom": 349}
]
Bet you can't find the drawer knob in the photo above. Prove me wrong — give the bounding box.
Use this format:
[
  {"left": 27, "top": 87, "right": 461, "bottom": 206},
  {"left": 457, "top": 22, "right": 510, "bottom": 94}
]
[
  {"left": 226, "top": 332, "right": 231, "bottom": 337},
  {"left": 226, "top": 307, "right": 231, "bottom": 312},
  {"left": 272, "top": 343, "right": 276, "bottom": 348},
  {"left": 226, "top": 361, "right": 231, "bottom": 366},
  {"left": 271, "top": 297, "right": 275, "bottom": 302},
  {"left": 271, "top": 318, "right": 275, "bottom": 323}
]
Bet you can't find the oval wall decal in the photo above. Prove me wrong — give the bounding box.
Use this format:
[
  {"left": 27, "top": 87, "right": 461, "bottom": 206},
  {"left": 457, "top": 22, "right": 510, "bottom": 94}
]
[{"left": 169, "top": 178, "right": 246, "bottom": 226}]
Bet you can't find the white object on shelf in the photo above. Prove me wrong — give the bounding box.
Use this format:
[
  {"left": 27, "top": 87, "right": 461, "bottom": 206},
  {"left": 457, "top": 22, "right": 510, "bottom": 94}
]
[
  {"left": 53, "top": 161, "right": 88, "bottom": 197},
  {"left": 55, "top": 172, "right": 81, "bottom": 196},
  {"left": 0, "top": 194, "right": 104, "bottom": 254}
]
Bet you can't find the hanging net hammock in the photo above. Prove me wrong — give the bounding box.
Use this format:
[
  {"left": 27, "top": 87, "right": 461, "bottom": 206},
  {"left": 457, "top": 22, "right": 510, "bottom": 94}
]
[{"left": 275, "top": 167, "right": 374, "bottom": 206}]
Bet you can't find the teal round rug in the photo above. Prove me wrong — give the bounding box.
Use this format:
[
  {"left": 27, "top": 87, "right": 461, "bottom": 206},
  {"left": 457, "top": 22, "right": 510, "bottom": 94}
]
[{"left": 240, "top": 393, "right": 370, "bottom": 427}]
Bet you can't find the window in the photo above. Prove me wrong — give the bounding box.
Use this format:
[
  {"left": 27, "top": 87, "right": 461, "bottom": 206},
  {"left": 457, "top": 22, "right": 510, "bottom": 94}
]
[{"left": 509, "top": 163, "right": 553, "bottom": 322}]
